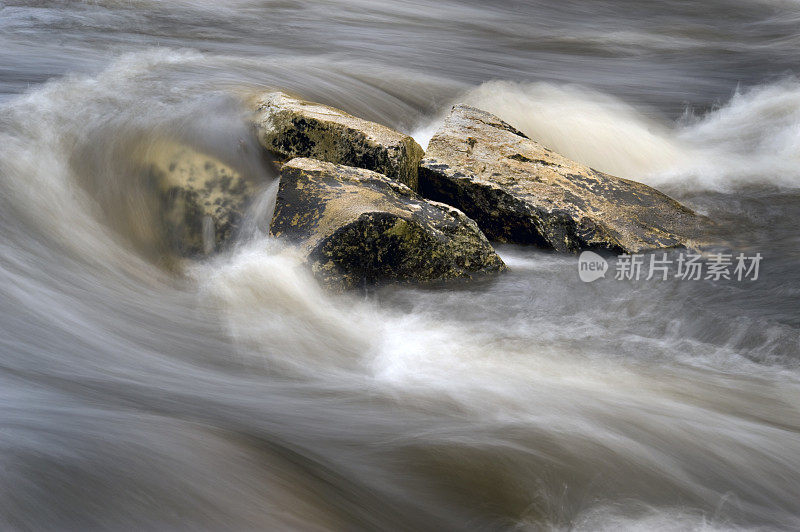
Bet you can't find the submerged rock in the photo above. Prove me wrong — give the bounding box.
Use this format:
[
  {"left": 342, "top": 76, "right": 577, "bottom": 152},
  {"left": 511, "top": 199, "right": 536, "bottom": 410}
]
[
  {"left": 270, "top": 158, "right": 505, "bottom": 290},
  {"left": 141, "top": 142, "right": 258, "bottom": 256},
  {"left": 252, "top": 91, "right": 424, "bottom": 190},
  {"left": 419, "top": 105, "right": 707, "bottom": 254}
]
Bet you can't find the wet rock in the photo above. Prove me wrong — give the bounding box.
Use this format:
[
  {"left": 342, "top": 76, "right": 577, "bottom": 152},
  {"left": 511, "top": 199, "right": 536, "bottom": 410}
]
[
  {"left": 419, "top": 104, "right": 708, "bottom": 254},
  {"left": 252, "top": 91, "right": 424, "bottom": 190},
  {"left": 141, "top": 142, "right": 258, "bottom": 256},
  {"left": 270, "top": 158, "right": 506, "bottom": 290}
]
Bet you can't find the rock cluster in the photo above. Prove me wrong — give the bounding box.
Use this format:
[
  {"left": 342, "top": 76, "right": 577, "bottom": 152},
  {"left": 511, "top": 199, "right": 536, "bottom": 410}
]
[{"left": 149, "top": 91, "right": 709, "bottom": 290}]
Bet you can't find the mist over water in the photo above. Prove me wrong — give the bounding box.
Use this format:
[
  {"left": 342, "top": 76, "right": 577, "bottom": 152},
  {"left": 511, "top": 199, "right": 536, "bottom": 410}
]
[{"left": 1, "top": 1, "right": 800, "bottom": 529}]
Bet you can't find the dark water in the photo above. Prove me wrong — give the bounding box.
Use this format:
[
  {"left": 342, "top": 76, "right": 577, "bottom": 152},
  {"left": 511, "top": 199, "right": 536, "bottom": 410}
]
[{"left": 1, "top": 1, "right": 800, "bottom": 530}]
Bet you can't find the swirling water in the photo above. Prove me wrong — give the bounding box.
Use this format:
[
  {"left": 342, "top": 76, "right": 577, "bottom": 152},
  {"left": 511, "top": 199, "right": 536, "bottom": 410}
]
[{"left": 1, "top": 1, "right": 800, "bottom": 529}]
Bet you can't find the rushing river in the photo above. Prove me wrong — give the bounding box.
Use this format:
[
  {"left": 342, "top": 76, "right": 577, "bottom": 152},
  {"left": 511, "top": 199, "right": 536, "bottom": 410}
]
[{"left": 2, "top": 1, "right": 800, "bottom": 529}]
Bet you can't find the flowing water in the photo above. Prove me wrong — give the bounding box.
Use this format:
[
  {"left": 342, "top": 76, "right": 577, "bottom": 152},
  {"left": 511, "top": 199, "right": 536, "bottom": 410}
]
[{"left": 2, "top": 1, "right": 800, "bottom": 530}]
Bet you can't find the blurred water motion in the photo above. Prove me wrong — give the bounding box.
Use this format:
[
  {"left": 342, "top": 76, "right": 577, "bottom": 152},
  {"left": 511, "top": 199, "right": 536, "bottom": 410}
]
[{"left": 1, "top": 1, "right": 800, "bottom": 529}]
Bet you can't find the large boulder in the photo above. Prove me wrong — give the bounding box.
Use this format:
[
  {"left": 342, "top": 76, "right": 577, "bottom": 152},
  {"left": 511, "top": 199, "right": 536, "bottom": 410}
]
[
  {"left": 252, "top": 91, "right": 424, "bottom": 190},
  {"left": 270, "top": 158, "right": 506, "bottom": 290},
  {"left": 140, "top": 142, "right": 259, "bottom": 256},
  {"left": 419, "top": 105, "right": 707, "bottom": 254}
]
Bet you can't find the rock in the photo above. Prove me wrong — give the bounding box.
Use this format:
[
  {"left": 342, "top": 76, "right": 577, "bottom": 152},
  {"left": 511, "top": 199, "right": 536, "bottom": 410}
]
[
  {"left": 269, "top": 158, "right": 506, "bottom": 290},
  {"left": 252, "top": 91, "right": 424, "bottom": 190},
  {"left": 419, "top": 105, "right": 707, "bottom": 254},
  {"left": 141, "top": 142, "right": 258, "bottom": 256}
]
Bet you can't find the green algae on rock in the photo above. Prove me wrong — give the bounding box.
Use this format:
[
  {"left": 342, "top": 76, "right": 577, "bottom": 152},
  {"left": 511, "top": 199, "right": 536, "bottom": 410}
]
[
  {"left": 419, "top": 105, "right": 708, "bottom": 254},
  {"left": 270, "top": 158, "right": 505, "bottom": 290},
  {"left": 142, "top": 142, "right": 258, "bottom": 257},
  {"left": 252, "top": 91, "right": 424, "bottom": 190}
]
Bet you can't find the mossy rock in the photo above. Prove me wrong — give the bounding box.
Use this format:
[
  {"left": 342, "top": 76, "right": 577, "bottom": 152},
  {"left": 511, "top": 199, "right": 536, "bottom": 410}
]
[
  {"left": 419, "top": 105, "right": 710, "bottom": 254},
  {"left": 270, "top": 158, "right": 506, "bottom": 290},
  {"left": 141, "top": 142, "right": 258, "bottom": 257},
  {"left": 252, "top": 91, "right": 424, "bottom": 190}
]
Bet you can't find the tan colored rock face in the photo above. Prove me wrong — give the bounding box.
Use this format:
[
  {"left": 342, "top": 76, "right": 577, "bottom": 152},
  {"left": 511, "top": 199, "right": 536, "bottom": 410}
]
[
  {"left": 141, "top": 142, "right": 258, "bottom": 256},
  {"left": 252, "top": 91, "right": 424, "bottom": 190},
  {"left": 270, "top": 158, "right": 505, "bottom": 290},
  {"left": 419, "top": 105, "right": 708, "bottom": 254}
]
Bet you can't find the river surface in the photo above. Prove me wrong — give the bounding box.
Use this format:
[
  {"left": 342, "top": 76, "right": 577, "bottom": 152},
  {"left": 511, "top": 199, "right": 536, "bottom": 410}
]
[{"left": 1, "top": 1, "right": 800, "bottom": 530}]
